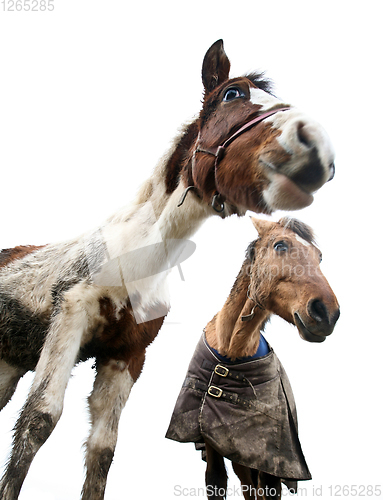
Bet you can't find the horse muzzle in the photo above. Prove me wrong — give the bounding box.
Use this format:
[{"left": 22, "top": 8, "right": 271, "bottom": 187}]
[
  {"left": 294, "top": 299, "right": 340, "bottom": 343},
  {"left": 261, "top": 110, "right": 335, "bottom": 211}
]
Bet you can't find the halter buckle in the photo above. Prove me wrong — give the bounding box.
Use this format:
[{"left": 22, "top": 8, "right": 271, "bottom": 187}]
[
  {"left": 208, "top": 386, "right": 223, "bottom": 398},
  {"left": 211, "top": 193, "right": 225, "bottom": 213}
]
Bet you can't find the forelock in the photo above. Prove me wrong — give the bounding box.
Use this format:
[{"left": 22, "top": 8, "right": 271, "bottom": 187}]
[
  {"left": 244, "top": 72, "right": 274, "bottom": 95},
  {"left": 278, "top": 217, "right": 316, "bottom": 246}
]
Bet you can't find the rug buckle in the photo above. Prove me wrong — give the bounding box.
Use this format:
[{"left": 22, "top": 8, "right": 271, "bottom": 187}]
[
  {"left": 208, "top": 386, "right": 223, "bottom": 398},
  {"left": 214, "top": 365, "right": 229, "bottom": 377}
]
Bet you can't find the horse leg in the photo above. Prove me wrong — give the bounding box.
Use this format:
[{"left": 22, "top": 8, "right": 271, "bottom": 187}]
[
  {"left": 0, "top": 301, "right": 88, "bottom": 500},
  {"left": 81, "top": 358, "right": 136, "bottom": 500},
  {"left": 231, "top": 462, "right": 256, "bottom": 500},
  {"left": 257, "top": 471, "right": 281, "bottom": 500},
  {"left": 0, "top": 360, "right": 26, "bottom": 411},
  {"left": 205, "top": 441, "right": 227, "bottom": 499}
]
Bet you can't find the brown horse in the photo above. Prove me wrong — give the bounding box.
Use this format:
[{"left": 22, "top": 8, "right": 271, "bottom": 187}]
[
  {"left": 166, "top": 217, "right": 340, "bottom": 500},
  {"left": 0, "top": 40, "right": 335, "bottom": 499}
]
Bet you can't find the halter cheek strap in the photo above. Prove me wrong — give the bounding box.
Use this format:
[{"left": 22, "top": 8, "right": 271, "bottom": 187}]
[
  {"left": 241, "top": 283, "right": 265, "bottom": 322},
  {"left": 178, "top": 106, "right": 290, "bottom": 213}
]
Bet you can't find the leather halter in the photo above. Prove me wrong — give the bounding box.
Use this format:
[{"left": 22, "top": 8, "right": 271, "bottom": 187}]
[
  {"left": 178, "top": 106, "right": 291, "bottom": 213},
  {"left": 241, "top": 284, "right": 266, "bottom": 322}
]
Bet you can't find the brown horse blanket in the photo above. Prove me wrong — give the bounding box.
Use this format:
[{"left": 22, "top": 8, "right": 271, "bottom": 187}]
[{"left": 166, "top": 333, "right": 311, "bottom": 484}]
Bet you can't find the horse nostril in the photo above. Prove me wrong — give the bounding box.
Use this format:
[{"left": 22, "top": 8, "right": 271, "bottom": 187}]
[
  {"left": 328, "top": 162, "right": 335, "bottom": 181},
  {"left": 308, "top": 299, "right": 329, "bottom": 323},
  {"left": 297, "top": 122, "right": 312, "bottom": 148},
  {"left": 332, "top": 307, "right": 341, "bottom": 325}
]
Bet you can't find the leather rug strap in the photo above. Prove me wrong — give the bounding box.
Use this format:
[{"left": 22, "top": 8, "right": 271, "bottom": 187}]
[
  {"left": 201, "top": 359, "right": 247, "bottom": 383},
  {"left": 183, "top": 377, "right": 253, "bottom": 409}
]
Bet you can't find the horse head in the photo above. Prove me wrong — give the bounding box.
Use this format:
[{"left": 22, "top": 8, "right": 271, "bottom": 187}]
[
  {"left": 249, "top": 217, "right": 340, "bottom": 342},
  {"left": 189, "top": 40, "right": 335, "bottom": 216}
]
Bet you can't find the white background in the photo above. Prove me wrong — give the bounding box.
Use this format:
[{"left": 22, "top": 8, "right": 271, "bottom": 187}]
[{"left": 0, "top": 1, "right": 382, "bottom": 498}]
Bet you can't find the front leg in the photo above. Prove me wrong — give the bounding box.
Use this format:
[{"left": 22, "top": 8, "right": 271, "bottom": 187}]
[
  {"left": 231, "top": 462, "right": 256, "bottom": 500},
  {"left": 205, "top": 441, "right": 227, "bottom": 500},
  {"left": 81, "top": 358, "right": 137, "bottom": 500},
  {"left": 0, "top": 300, "right": 89, "bottom": 500},
  {"left": 257, "top": 471, "right": 281, "bottom": 500},
  {"left": 0, "top": 360, "right": 26, "bottom": 411}
]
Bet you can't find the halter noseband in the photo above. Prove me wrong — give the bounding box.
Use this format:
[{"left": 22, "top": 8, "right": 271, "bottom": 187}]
[{"left": 178, "top": 106, "right": 291, "bottom": 213}]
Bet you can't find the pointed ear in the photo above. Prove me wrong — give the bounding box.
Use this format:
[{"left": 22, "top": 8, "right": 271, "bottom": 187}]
[
  {"left": 250, "top": 217, "right": 271, "bottom": 236},
  {"left": 202, "top": 39, "right": 231, "bottom": 94}
]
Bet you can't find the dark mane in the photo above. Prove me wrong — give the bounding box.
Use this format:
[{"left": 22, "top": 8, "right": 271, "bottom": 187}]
[
  {"left": 165, "top": 120, "right": 199, "bottom": 194},
  {"left": 279, "top": 217, "right": 317, "bottom": 246},
  {"left": 244, "top": 72, "right": 274, "bottom": 95},
  {"left": 245, "top": 240, "right": 257, "bottom": 263}
]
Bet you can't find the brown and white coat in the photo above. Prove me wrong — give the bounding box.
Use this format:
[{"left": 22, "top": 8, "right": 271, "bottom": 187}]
[{"left": 0, "top": 40, "right": 335, "bottom": 499}]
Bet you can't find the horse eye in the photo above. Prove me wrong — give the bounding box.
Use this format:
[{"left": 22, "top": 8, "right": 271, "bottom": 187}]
[
  {"left": 274, "top": 241, "right": 288, "bottom": 252},
  {"left": 223, "top": 87, "right": 243, "bottom": 102}
]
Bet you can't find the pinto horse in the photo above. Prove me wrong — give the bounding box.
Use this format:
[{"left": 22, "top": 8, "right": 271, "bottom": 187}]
[
  {"left": 0, "top": 40, "right": 335, "bottom": 499},
  {"left": 166, "top": 217, "right": 340, "bottom": 500}
]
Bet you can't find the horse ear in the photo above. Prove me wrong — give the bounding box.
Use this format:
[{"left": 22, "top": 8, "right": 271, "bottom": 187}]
[
  {"left": 250, "top": 217, "right": 271, "bottom": 236},
  {"left": 202, "top": 39, "right": 231, "bottom": 94}
]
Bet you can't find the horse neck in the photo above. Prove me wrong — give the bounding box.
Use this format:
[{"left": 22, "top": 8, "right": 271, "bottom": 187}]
[
  {"left": 108, "top": 121, "right": 211, "bottom": 236},
  {"left": 205, "top": 265, "right": 270, "bottom": 360},
  {"left": 97, "top": 122, "right": 211, "bottom": 305}
]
